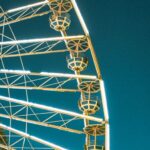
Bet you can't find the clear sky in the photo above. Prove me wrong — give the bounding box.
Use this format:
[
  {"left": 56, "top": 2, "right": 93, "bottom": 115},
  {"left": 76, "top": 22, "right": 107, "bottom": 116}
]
[{"left": 0, "top": 0, "right": 150, "bottom": 150}]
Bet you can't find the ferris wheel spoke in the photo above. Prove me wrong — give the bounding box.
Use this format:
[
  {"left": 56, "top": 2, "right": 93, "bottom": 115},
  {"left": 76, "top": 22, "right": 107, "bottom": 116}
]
[
  {"left": 0, "top": 11, "right": 49, "bottom": 27},
  {"left": 0, "top": 69, "right": 97, "bottom": 80},
  {"left": 0, "top": 98, "right": 103, "bottom": 135},
  {"left": 0, "top": 114, "right": 83, "bottom": 134},
  {"left": 0, "top": 69, "right": 97, "bottom": 92},
  {"left": 0, "top": 0, "right": 50, "bottom": 27},
  {"left": 0, "top": 35, "right": 85, "bottom": 58},
  {"left": 0, "top": 95, "right": 103, "bottom": 123},
  {"left": 1, "top": 1, "right": 49, "bottom": 14},
  {"left": 0, "top": 123, "right": 66, "bottom": 150},
  {"left": 0, "top": 35, "right": 85, "bottom": 45},
  {"left": 0, "top": 99, "right": 84, "bottom": 134},
  {"left": 0, "top": 85, "right": 79, "bottom": 92}
]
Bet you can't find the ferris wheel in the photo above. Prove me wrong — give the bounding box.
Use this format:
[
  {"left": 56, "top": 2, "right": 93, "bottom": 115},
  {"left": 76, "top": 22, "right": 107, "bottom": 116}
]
[{"left": 0, "top": 0, "right": 109, "bottom": 150}]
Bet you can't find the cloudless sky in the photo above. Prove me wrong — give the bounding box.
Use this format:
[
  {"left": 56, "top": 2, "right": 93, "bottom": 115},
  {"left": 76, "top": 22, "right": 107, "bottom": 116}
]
[{"left": 82, "top": 0, "right": 150, "bottom": 150}]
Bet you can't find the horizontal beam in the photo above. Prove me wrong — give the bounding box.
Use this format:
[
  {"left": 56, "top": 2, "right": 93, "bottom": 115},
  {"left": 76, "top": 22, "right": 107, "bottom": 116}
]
[
  {"left": 0, "top": 69, "right": 97, "bottom": 80},
  {"left": 0, "top": 11, "right": 50, "bottom": 27},
  {"left": 0, "top": 35, "right": 85, "bottom": 45},
  {"left": 0, "top": 123, "right": 66, "bottom": 150},
  {"left": 0, "top": 114, "right": 83, "bottom": 134},
  {"left": 0, "top": 49, "right": 69, "bottom": 58},
  {"left": 0, "top": 85, "right": 79, "bottom": 93},
  {"left": 0, "top": 95, "right": 103, "bottom": 123},
  {"left": 6, "top": 1, "right": 49, "bottom": 14}
]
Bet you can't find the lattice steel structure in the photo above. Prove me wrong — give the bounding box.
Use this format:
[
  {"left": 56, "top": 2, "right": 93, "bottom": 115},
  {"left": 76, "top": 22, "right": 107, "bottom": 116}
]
[{"left": 0, "top": 0, "right": 109, "bottom": 149}]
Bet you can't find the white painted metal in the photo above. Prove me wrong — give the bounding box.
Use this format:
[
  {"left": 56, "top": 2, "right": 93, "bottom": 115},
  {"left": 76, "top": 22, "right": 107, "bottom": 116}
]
[
  {"left": 100, "top": 80, "right": 109, "bottom": 121},
  {"left": 71, "top": 0, "right": 89, "bottom": 35},
  {"left": 0, "top": 69, "right": 97, "bottom": 80},
  {"left": 0, "top": 95, "right": 103, "bottom": 123},
  {"left": 71, "top": 1, "right": 110, "bottom": 148},
  {"left": 0, "top": 35, "right": 85, "bottom": 45},
  {"left": 100, "top": 80, "right": 110, "bottom": 150},
  {"left": 0, "top": 113, "right": 83, "bottom": 134},
  {"left": 105, "top": 124, "right": 110, "bottom": 150},
  {"left": 0, "top": 123, "right": 67, "bottom": 150},
  {"left": 7, "top": 0, "right": 49, "bottom": 14}
]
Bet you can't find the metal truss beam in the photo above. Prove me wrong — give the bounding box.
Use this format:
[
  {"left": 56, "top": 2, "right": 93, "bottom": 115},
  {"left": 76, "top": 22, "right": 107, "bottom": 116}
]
[
  {"left": 0, "top": 69, "right": 97, "bottom": 80},
  {"left": 0, "top": 95, "right": 103, "bottom": 123},
  {"left": 0, "top": 0, "right": 110, "bottom": 149},
  {"left": 0, "top": 123, "right": 66, "bottom": 150},
  {"left": 0, "top": 35, "right": 85, "bottom": 45},
  {"left": 0, "top": 69, "right": 97, "bottom": 92},
  {"left": 6, "top": 1, "right": 49, "bottom": 14},
  {"left": 0, "top": 0, "right": 50, "bottom": 26},
  {"left": 0, "top": 114, "right": 83, "bottom": 134},
  {"left": 71, "top": 0, "right": 102, "bottom": 78},
  {"left": 71, "top": 1, "right": 110, "bottom": 149},
  {"left": 0, "top": 85, "right": 79, "bottom": 92},
  {"left": 0, "top": 11, "right": 50, "bottom": 27},
  {"left": 0, "top": 49, "right": 68, "bottom": 58}
]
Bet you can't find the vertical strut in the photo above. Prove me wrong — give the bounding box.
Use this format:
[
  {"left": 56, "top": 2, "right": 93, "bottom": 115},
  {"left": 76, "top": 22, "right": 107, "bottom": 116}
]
[
  {"left": 60, "top": 29, "right": 90, "bottom": 147},
  {"left": 71, "top": 0, "right": 102, "bottom": 79},
  {"left": 100, "top": 80, "right": 110, "bottom": 150},
  {"left": 71, "top": 0, "right": 110, "bottom": 149}
]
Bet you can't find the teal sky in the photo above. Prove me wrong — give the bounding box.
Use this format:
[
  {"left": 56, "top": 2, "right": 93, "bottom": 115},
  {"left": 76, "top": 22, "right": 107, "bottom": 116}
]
[
  {"left": 87, "top": 0, "right": 150, "bottom": 149},
  {"left": 0, "top": 0, "right": 150, "bottom": 150}
]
